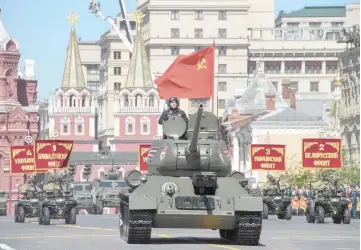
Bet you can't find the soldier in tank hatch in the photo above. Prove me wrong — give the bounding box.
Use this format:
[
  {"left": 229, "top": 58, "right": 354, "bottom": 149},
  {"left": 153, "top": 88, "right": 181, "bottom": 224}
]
[{"left": 158, "top": 96, "right": 189, "bottom": 139}]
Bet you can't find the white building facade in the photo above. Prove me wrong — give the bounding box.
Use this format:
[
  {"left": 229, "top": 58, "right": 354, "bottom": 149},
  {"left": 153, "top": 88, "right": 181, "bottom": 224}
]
[{"left": 136, "top": 1, "right": 359, "bottom": 117}]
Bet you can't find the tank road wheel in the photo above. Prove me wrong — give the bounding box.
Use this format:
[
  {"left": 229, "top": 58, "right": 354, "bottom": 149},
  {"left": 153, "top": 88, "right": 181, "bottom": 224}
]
[
  {"left": 18, "top": 206, "right": 25, "bottom": 223},
  {"left": 342, "top": 208, "right": 351, "bottom": 224},
  {"left": 42, "top": 207, "right": 51, "bottom": 226},
  {"left": 96, "top": 202, "right": 103, "bottom": 215},
  {"left": 285, "top": 205, "right": 292, "bottom": 220},
  {"left": 38, "top": 208, "right": 44, "bottom": 225},
  {"left": 14, "top": 208, "right": 19, "bottom": 223},
  {"left": 315, "top": 206, "right": 325, "bottom": 224},
  {"left": 219, "top": 229, "right": 226, "bottom": 239},
  {"left": 262, "top": 203, "right": 269, "bottom": 219},
  {"left": 229, "top": 212, "right": 262, "bottom": 246},
  {"left": 120, "top": 206, "right": 154, "bottom": 244},
  {"left": 69, "top": 207, "right": 77, "bottom": 225}
]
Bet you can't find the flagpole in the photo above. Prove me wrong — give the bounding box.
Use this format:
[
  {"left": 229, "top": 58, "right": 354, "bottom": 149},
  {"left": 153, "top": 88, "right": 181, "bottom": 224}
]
[{"left": 212, "top": 39, "right": 217, "bottom": 116}]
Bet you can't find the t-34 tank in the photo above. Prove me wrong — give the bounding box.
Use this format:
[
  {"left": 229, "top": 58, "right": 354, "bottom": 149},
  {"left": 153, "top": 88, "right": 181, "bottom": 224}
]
[{"left": 119, "top": 104, "right": 263, "bottom": 245}]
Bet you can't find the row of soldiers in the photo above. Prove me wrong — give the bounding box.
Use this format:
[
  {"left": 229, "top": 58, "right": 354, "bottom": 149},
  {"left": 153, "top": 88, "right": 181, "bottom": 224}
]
[{"left": 20, "top": 170, "right": 72, "bottom": 196}]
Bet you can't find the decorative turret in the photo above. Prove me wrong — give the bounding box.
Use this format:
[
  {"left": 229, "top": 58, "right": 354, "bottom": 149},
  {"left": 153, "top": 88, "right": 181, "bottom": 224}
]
[
  {"left": 123, "top": 11, "right": 153, "bottom": 90},
  {"left": 61, "top": 11, "right": 86, "bottom": 90}
]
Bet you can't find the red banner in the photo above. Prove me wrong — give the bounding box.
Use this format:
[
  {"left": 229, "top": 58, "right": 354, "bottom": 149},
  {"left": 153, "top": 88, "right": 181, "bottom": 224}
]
[
  {"left": 10, "top": 145, "right": 36, "bottom": 175},
  {"left": 138, "top": 144, "right": 151, "bottom": 172},
  {"left": 251, "top": 144, "right": 286, "bottom": 171},
  {"left": 302, "top": 138, "right": 342, "bottom": 169},
  {"left": 34, "top": 140, "right": 74, "bottom": 171}
]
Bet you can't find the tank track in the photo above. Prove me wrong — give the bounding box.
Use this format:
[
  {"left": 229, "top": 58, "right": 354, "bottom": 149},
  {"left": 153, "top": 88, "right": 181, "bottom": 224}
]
[
  {"left": 120, "top": 204, "right": 153, "bottom": 244},
  {"left": 220, "top": 212, "right": 262, "bottom": 246}
]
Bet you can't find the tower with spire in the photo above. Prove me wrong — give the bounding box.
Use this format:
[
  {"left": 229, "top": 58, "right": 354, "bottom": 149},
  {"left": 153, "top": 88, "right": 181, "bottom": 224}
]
[
  {"left": 99, "top": 10, "right": 163, "bottom": 155},
  {"left": 0, "top": 8, "right": 40, "bottom": 215},
  {"left": 48, "top": 11, "right": 97, "bottom": 148}
]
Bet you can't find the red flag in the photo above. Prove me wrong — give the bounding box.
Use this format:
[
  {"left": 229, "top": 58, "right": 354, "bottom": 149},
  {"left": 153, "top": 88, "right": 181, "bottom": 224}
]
[{"left": 155, "top": 46, "right": 214, "bottom": 99}]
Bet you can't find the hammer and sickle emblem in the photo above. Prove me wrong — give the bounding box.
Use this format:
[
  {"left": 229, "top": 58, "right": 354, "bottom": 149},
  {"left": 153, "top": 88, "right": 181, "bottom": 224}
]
[{"left": 197, "top": 58, "right": 207, "bottom": 71}]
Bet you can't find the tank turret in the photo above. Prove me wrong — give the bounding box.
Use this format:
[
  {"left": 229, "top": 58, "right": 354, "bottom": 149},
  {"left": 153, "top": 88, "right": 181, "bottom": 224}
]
[
  {"left": 104, "top": 168, "right": 121, "bottom": 180},
  {"left": 147, "top": 104, "right": 231, "bottom": 177}
]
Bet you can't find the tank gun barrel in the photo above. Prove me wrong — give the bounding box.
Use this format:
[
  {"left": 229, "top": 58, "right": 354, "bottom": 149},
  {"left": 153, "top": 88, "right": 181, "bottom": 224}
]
[{"left": 188, "top": 104, "right": 204, "bottom": 153}]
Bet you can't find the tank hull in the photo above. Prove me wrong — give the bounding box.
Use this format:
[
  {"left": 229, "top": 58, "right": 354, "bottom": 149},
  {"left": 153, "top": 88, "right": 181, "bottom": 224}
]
[{"left": 119, "top": 175, "right": 263, "bottom": 245}]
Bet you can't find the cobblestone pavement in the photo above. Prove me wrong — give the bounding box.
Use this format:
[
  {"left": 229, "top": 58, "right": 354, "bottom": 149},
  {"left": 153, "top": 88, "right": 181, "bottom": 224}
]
[{"left": 0, "top": 215, "right": 359, "bottom": 250}]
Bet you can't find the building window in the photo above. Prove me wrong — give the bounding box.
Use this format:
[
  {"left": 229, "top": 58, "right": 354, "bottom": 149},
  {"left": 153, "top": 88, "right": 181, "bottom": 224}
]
[
  {"left": 87, "top": 64, "right": 99, "bottom": 75},
  {"left": 218, "top": 10, "right": 227, "bottom": 20},
  {"left": 171, "top": 10, "right": 179, "bottom": 20},
  {"left": 149, "top": 95, "right": 155, "bottom": 107},
  {"left": 140, "top": 117, "right": 151, "bottom": 135},
  {"left": 310, "top": 82, "right": 319, "bottom": 92},
  {"left": 171, "top": 46, "right": 180, "bottom": 56},
  {"left": 218, "top": 82, "right": 227, "bottom": 91},
  {"left": 195, "top": 10, "right": 203, "bottom": 20},
  {"left": 218, "top": 46, "right": 227, "bottom": 56},
  {"left": 113, "top": 51, "right": 121, "bottom": 59},
  {"left": 125, "top": 117, "right": 135, "bottom": 135},
  {"left": 123, "top": 94, "right": 130, "bottom": 107},
  {"left": 63, "top": 124, "right": 68, "bottom": 134},
  {"left": 195, "top": 46, "right": 203, "bottom": 51},
  {"left": 190, "top": 99, "right": 208, "bottom": 108},
  {"left": 81, "top": 95, "right": 86, "bottom": 107},
  {"left": 305, "top": 64, "right": 322, "bottom": 74},
  {"left": 75, "top": 116, "right": 85, "bottom": 135},
  {"left": 61, "top": 117, "right": 70, "bottom": 135},
  {"left": 218, "top": 29, "right": 227, "bottom": 38},
  {"left": 114, "top": 67, "right": 121, "bottom": 75},
  {"left": 272, "top": 82, "right": 278, "bottom": 90},
  {"left": 194, "top": 29, "right": 203, "bottom": 38},
  {"left": 114, "top": 82, "right": 121, "bottom": 91},
  {"left": 218, "top": 99, "right": 226, "bottom": 109},
  {"left": 77, "top": 124, "right": 83, "bottom": 133},
  {"left": 69, "top": 94, "right": 76, "bottom": 107},
  {"left": 171, "top": 28, "right": 179, "bottom": 38},
  {"left": 285, "top": 64, "right": 301, "bottom": 74},
  {"left": 326, "top": 64, "right": 337, "bottom": 74},
  {"left": 265, "top": 64, "right": 281, "bottom": 74},
  {"left": 218, "top": 64, "right": 227, "bottom": 74},
  {"left": 135, "top": 94, "right": 143, "bottom": 107}
]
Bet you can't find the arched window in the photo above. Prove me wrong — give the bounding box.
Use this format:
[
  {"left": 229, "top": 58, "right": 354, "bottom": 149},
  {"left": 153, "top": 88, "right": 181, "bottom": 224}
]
[
  {"left": 140, "top": 117, "right": 151, "bottom": 135},
  {"left": 125, "top": 116, "right": 135, "bottom": 135},
  {"left": 81, "top": 95, "right": 86, "bottom": 107},
  {"left": 149, "top": 95, "right": 155, "bottom": 107},
  {"left": 60, "top": 117, "right": 70, "bottom": 135},
  {"left": 135, "top": 94, "right": 142, "bottom": 107},
  {"left": 69, "top": 95, "right": 76, "bottom": 107},
  {"left": 58, "top": 95, "right": 64, "bottom": 107},
  {"left": 75, "top": 116, "right": 85, "bottom": 135},
  {"left": 123, "top": 95, "right": 129, "bottom": 107}
]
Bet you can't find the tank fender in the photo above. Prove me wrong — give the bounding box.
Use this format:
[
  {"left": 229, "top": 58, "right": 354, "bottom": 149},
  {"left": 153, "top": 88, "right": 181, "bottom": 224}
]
[
  {"left": 128, "top": 195, "right": 157, "bottom": 210},
  {"left": 234, "top": 196, "right": 263, "bottom": 211}
]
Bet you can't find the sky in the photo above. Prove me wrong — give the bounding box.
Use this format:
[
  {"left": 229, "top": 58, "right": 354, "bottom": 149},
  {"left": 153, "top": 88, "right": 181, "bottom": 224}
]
[{"left": 0, "top": 0, "right": 356, "bottom": 100}]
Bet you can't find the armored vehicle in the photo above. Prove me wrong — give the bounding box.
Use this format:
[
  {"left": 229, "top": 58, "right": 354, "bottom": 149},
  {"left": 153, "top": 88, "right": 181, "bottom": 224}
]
[
  {"left": 262, "top": 176, "right": 292, "bottom": 220},
  {"left": 38, "top": 174, "right": 77, "bottom": 225},
  {"left": 305, "top": 188, "right": 351, "bottom": 224},
  {"left": 14, "top": 177, "right": 41, "bottom": 223},
  {"left": 119, "top": 104, "right": 263, "bottom": 245},
  {"left": 72, "top": 182, "right": 93, "bottom": 213},
  {"left": 0, "top": 190, "right": 7, "bottom": 216},
  {"left": 91, "top": 170, "right": 128, "bottom": 214}
]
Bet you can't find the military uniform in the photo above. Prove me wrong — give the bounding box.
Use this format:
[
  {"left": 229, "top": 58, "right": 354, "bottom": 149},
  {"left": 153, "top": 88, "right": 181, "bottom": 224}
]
[{"left": 43, "top": 182, "right": 60, "bottom": 192}]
